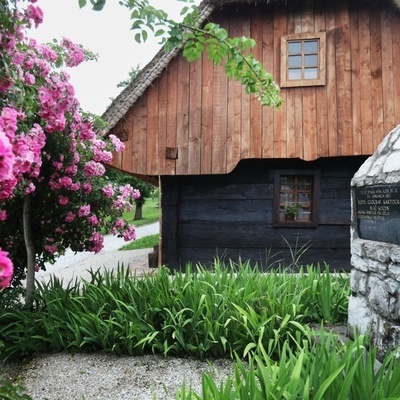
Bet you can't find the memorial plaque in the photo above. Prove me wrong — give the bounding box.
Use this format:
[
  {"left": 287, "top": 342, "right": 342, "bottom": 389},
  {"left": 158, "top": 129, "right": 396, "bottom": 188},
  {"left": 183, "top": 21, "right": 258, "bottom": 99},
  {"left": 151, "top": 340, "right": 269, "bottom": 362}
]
[{"left": 355, "top": 184, "right": 400, "bottom": 245}]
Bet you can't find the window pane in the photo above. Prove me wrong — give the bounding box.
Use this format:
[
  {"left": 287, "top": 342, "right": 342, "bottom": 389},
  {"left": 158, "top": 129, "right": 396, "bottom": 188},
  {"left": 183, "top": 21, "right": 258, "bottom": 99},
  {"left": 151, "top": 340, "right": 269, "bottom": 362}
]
[
  {"left": 304, "top": 68, "right": 318, "bottom": 79},
  {"left": 288, "top": 42, "right": 301, "bottom": 54},
  {"left": 304, "top": 54, "right": 318, "bottom": 67},
  {"left": 297, "top": 209, "right": 311, "bottom": 222},
  {"left": 288, "top": 55, "right": 302, "bottom": 67},
  {"left": 304, "top": 40, "right": 318, "bottom": 53},
  {"left": 288, "top": 69, "right": 302, "bottom": 80},
  {"left": 297, "top": 177, "right": 312, "bottom": 190}
]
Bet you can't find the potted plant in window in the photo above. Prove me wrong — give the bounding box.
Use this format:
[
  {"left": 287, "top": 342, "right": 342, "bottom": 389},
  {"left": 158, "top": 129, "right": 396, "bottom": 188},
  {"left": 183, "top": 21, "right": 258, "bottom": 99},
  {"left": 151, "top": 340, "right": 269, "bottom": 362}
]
[{"left": 284, "top": 203, "right": 301, "bottom": 221}]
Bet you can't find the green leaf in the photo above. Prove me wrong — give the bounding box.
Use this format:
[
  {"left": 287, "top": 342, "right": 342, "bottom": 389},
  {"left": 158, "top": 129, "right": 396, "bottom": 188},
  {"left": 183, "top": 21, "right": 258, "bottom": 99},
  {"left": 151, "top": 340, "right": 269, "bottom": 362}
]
[
  {"left": 180, "top": 6, "right": 189, "bottom": 16},
  {"left": 78, "top": 0, "right": 87, "bottom": 8},
  {"left": 131, "top": 19, "right": 143, "bottom": 30},
  {"left": 91, "top": 0, "right": 106, "bottom": 11},
  {"left": 313, "top": 364, "right": 346, "bottom": 400},
  {"left": 134, "top": 32, "right": 142, "bottom": 44}
]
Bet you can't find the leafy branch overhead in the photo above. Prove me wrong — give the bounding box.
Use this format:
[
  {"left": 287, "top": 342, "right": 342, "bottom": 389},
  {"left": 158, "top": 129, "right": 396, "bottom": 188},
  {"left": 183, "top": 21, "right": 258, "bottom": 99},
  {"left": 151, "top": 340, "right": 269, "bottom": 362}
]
[{"left": 79, "top": 0, "right": 282, "bottom": 107}]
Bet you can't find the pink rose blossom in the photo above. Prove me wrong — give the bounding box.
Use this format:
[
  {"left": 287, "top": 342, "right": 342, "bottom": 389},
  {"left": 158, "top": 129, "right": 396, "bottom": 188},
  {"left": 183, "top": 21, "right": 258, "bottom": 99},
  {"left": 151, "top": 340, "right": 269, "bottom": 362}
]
[
  {"left": 65, "top": 212, "right": 76, "bottom": 222},
  {"left": 0, "top": 107, "right": 18, "bottom": 141},
  {"left": 109, "top": 134, "right": 125, "bottom": 152},
  {"left": 25, "top": 4, "right": 43, "bottom": 28},
  {"left": 82, "top": 182, "right": 92, "bottom": 194},
  {"left": 61, "top": 37, "right": 85, "bottom": 67},
  {"left": 58, "top": 195, "right": 69, "bottom": 206},
  {"left": 0, "top": 178, "right": 17, "bottom": 199},
  {"left": 83, "top": 161, "right": 105, "bottom": 178},
  {"left": 132, "top": 189, "right": 141, "bottom": 200},
  {"left": 0, "top": 210, "right": 7, "bottom": 221},
  {"left": 0, "top": 249, "right": 14, "bottom": 288},
  {"left": 44, "top": 244, "right": 57, "bottom": 254},
  {"left": 24, "top": 182, "right": 36, "bottom": 194},
  {"left": 78, "top": 205, "right": 91, "bottom": 217},
  {"left": 69, "top": 182, "right": 80, "bottom": 191},
  {"left": 122, "top": 225, "right": 136, "bottom": 241},
  {"left": 0, "top": 130, "right": 15, "bottom": 179},
  {"left": 24, "top": 72, "right": 35, "bottom": 85},
  {"left": 65, "top": 165, "right": 77, "bottom": 175},
  {"left": 114, "top": 218, "right": 125, "bottom": 229},
  {"left": 58, "top": 176, "right": 72, "bottom": 188},
  {"left": 88, "top": 215, "right": 98, "bottom": 226},
  {"left": 89, "top": 232, "right": 104, "bottom": 253},
  {"left": 102, "top": 184, "right": 114, "bottom": 198}
]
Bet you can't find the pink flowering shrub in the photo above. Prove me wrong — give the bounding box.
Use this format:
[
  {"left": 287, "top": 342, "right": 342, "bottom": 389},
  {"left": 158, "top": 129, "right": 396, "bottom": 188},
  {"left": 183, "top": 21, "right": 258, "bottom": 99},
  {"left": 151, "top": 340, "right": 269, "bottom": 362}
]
[
  {"left": 0, "top": 1, "right": 138, "bottom": 286},
  {"left": 0, "top": 250, "right": 13, "bottom": 289}
]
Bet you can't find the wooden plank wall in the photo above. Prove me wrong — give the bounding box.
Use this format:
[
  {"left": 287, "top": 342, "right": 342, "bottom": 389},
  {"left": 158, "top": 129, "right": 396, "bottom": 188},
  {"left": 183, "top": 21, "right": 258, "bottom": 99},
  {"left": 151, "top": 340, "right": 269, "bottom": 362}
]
[
  {"left": 161, "top": 156, "right": 368, "bottom": 272},
  {"left": 110, "top": 0, "right": 400, "bottom": 177}
]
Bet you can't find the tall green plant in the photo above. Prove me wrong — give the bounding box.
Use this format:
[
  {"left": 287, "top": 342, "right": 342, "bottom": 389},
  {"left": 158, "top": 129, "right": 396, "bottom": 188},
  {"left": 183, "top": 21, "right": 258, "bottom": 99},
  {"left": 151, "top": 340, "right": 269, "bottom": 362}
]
[
  {"left": 177, "top": 330, "right": 400, "bottom": 400},
  {"left": 0, "top": 263, "right": 349, "bottom": 362}
]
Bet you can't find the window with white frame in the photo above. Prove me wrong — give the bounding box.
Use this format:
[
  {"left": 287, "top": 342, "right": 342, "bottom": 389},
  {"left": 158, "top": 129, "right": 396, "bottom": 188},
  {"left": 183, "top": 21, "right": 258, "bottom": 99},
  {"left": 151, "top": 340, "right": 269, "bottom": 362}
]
[{"left": 280, "top": 32, "right": 326, "bottom": 88}]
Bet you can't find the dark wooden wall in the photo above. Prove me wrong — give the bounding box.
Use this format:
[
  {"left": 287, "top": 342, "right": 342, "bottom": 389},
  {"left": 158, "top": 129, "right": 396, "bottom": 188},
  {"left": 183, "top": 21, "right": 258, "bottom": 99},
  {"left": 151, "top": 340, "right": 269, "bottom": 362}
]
[
  {"left": 161, "top": 156, "right": 368, "bottom": 271},
  {"left": 110, "top": 0, "right": 400, "bottom": 177}
]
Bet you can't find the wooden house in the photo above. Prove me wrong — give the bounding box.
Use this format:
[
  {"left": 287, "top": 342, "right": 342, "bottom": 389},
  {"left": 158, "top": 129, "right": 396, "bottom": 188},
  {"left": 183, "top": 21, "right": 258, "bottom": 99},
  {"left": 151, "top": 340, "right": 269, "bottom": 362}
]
[{"left": 101, "top": 0, "right": 400, "bottom": 271}]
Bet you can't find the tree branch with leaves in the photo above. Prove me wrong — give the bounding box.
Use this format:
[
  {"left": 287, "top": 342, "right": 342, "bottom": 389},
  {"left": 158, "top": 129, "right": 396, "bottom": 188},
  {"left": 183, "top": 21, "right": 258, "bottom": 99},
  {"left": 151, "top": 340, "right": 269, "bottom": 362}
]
[{"left": 79, "top": 0, "right": 282, "bottom": 107}]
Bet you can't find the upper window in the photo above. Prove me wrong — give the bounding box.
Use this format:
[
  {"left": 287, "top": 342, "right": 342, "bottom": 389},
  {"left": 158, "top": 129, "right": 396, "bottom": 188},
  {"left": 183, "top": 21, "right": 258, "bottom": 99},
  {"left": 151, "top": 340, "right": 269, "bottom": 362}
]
[
  {"left": 280, "top": 32, "right": 326, "bottom": 87},
  {"left": 273, "top": 170, "right": 320, "bottom": 227}
]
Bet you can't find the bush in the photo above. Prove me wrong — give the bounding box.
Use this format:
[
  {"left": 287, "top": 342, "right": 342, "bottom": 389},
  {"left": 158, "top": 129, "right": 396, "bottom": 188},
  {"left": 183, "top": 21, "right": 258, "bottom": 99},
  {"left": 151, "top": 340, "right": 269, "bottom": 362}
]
[{"left": 0, "top": 263, "right": 349, "bottom": 361}]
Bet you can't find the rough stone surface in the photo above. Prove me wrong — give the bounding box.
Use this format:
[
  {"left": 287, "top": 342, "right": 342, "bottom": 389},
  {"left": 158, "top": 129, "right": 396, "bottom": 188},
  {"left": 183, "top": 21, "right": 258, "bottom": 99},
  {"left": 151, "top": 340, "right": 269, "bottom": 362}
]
[
  {"left": 350, "top": 124, "right": 400, "bottom": 360},
  {"left": 348, "top": 296, "right": 372, "bottom": 335}
]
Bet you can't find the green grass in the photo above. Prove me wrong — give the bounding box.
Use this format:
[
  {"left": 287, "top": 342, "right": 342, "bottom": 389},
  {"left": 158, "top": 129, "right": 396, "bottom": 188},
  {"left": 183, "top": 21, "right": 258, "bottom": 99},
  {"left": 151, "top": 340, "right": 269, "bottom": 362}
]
[
  {"left": 120, "top": 233, "right": 159, "bottom": 250},
  {"left": 123, "top": 197, "right": 159, "bottom": 228}
]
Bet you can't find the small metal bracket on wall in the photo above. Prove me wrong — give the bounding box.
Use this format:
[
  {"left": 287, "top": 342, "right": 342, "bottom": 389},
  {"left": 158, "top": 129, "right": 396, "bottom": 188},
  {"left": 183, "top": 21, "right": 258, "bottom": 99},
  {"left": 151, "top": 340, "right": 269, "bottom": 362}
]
[
  {"left": 166, "top": 147, "right": 178, "bottom": 160},
  {"left": 116, "top": 129, "right": 129, "bottom": 142}
]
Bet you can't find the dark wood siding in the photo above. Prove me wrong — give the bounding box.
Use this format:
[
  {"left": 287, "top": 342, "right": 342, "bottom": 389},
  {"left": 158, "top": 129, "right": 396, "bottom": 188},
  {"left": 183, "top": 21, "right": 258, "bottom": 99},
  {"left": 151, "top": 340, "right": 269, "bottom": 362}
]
[
  {"left": 110, "top": 0, "right": 400, "bottom": 177},
  {"left": 161, "top": 156, "right": 368, "bottom": 271}
]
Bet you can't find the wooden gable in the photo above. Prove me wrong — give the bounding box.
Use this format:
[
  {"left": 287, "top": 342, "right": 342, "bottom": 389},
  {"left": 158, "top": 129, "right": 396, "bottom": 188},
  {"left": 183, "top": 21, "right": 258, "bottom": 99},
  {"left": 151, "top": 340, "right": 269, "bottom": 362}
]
[{"left": 105, "top": 0, "right": 400, "bottom": 177}]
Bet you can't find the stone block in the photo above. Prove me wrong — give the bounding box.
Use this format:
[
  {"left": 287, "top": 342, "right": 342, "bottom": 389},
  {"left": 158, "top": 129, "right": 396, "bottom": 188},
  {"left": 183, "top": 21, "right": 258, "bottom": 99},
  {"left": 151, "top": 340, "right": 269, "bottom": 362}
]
[
  {"left": 388, "top": 264, "right": 400, "bottom": 281},
  {"left": 364, "top": 242, "right": 390, "bottom": 263},
  {"left": 389, "top": 246, "right": 400, "bottom": 263},
  {"left": 351, "top": 254, "right": 369, "bottom": 272},
  {"left": 348, "top": 296, "right": 372, "bottom": 336},
  {"left": 383, "top": 151, "right": 400, "bottom": 174},
  {"left": 368, "top": 278, "right": 390, "bottom": 318},
  {"left": 350, "top": 270, "right": 368, "bottom": 295},
  {"left": 389, "top": 294, "right": 400, "bottom": 322},
  {"left": 351, "top": 239, "right": 364, "bottom": 257},
  {"left": 375, "top": 320, "right": 400, "bottom": 361},
  {"left": 384, "top": 277, "right": 400, "bottom": 295}
]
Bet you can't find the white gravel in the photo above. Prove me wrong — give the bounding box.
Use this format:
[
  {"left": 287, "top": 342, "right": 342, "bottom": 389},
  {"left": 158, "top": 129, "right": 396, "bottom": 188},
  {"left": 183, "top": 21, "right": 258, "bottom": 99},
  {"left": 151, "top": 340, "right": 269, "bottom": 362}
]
[{"left": 17, "top": 353, "right": 235, "bottom": 400}]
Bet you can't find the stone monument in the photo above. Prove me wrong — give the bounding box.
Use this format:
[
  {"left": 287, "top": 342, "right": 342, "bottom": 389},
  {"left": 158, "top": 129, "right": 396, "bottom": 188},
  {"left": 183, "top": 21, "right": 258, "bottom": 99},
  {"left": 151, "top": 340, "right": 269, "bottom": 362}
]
[{"left": 349, "top": 125, "right": 400, "bottom": 360}]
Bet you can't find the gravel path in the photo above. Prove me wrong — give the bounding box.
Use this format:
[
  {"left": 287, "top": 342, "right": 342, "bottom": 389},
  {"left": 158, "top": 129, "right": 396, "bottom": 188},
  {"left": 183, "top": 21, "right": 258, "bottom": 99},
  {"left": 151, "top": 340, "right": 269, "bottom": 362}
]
[
  {"left": 36, "top": 222, "right": 160, "bottom": 285},
  {"left": 15, "top": 353, "right": 235, "bottom": 400}
]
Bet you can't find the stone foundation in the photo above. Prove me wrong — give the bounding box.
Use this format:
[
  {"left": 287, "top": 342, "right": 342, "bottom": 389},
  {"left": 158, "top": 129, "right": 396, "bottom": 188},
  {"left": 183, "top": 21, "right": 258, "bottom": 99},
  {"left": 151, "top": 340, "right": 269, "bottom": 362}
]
[
  {"left": 349, "top": 124, "right": 400, "bottom": 361},
  {"left": 349, "top": 238, "right": 400, "bottom": 360}
]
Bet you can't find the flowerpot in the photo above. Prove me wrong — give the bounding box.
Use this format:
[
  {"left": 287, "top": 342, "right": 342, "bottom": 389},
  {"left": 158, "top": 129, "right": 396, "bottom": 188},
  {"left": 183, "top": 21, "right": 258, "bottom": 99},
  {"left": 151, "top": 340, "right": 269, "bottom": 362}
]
[{"left": 285, "top": 214, "right": 295, "bottom": 221}]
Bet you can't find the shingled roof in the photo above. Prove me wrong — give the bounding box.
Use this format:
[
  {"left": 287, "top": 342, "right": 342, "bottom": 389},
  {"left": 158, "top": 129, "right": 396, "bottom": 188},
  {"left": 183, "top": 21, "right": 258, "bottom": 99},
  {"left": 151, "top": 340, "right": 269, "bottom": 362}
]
[{"left": 100, "top": 0, "right": 400, "bottom": 136}]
